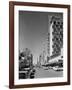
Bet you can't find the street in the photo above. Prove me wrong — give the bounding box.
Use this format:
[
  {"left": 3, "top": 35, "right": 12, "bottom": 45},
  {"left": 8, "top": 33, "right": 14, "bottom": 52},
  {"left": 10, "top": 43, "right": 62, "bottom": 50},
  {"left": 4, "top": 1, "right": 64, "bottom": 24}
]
[{"left": 34, "top": 67, "right": 63, "bottom": 78}]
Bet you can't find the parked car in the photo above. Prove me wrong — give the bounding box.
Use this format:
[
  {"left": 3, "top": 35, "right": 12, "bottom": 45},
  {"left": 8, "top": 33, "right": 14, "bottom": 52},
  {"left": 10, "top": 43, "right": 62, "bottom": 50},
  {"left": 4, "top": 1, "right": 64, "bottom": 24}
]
[
  {"left": 48, "top": 66, "right": 53, "bottom": 69},
  {"left": 19, "top": 71, "right": 28, "bottom": 79},
  {"left": 43, "top": 66, "right": 49, "bottom": 70},
  {"left": 30, "top": 68, "right": 36, "bottom": 78},
  {"left": 30, "top": 72, "right": 35, "bottom": 78},
  {"left": 53, "top": 66, "right": 63, "bottom": 71},
  {"left": 24, "top": 67, "right": 31, "bottom": 71}
]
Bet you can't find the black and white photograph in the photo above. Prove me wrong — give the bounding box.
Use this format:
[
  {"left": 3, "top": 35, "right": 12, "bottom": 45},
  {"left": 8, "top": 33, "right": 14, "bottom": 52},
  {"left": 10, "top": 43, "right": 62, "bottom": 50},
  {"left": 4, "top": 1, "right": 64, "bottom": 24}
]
[
  {"left": 9, "top": 2, "right": 70, "bottom": 88},
  {"left": 19, "top": 11, "right": 63, "bottom": 79}
]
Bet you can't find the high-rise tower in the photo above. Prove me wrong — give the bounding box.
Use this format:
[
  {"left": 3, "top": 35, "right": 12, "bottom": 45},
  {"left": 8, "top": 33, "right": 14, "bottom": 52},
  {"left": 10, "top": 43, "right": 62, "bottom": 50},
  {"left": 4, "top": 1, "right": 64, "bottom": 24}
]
[{"left": 47, "top": 15, "right": 63, "bottom": 61}]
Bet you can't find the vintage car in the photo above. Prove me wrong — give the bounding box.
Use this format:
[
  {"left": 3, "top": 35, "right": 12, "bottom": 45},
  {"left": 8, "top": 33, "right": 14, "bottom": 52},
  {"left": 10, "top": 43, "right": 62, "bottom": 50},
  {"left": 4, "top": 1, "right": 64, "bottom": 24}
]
[
  {"left": 19, "top": 71, "right": 28, "bottom": 79},
  {"left": 30, "top": 68, "right": 36, "bottom": 78},
  {"left": 53, "top": 66, "right": 63, "bottom": 71}
]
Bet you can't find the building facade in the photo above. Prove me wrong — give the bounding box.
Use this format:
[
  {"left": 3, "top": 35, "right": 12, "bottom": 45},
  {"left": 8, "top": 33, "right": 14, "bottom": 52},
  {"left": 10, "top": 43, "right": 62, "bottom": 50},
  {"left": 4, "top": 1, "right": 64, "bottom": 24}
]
[{"left": 47, "top": 15, "right": 63, "bottom": 62}]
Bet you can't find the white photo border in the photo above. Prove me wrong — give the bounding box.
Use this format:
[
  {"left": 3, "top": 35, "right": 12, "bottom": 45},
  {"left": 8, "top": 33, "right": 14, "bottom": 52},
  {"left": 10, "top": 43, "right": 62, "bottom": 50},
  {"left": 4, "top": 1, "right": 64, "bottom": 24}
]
[{"left": 14, "top": 5, "right": 68, "bottom": 85}]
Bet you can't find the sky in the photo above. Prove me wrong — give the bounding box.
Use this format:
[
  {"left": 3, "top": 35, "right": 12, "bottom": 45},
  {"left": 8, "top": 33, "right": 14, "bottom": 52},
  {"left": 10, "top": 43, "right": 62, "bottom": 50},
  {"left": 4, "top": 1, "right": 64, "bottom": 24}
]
[{"left": 19, "top": 11, "right": 62, "bottom": 64}]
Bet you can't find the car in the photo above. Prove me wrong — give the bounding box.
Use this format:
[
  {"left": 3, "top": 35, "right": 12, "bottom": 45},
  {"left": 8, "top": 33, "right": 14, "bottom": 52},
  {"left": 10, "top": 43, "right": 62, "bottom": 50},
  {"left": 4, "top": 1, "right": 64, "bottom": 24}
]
[
  {"left": 48, "top": 66, "right": 53, "bottom": 69},
  {"left": 29, "top": 68, "right": 36, "bottom": 78},
  {"left": 19, "top": 71, "right": 28, "bottom": 79},
  {"left": 43, "top": 66, "right": 49, "bottom": 70},
  {"left": 30, "top": 70, "right": 35, "bottom": 78},
  {"left": 53, "top": 66, "right": 63, "bottom": 71},
  {"left": 30, "top": 72, "right": 35, "bottom": 78},
  {"left": 24, "top": 67, "right": 31, "bottom": 71}
]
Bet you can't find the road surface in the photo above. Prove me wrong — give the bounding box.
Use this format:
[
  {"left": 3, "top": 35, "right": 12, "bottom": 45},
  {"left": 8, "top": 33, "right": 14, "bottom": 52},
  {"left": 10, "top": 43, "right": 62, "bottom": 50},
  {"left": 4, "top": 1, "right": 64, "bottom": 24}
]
[{"left": 34, "top": 67, "right": 63, "bottom": 78}]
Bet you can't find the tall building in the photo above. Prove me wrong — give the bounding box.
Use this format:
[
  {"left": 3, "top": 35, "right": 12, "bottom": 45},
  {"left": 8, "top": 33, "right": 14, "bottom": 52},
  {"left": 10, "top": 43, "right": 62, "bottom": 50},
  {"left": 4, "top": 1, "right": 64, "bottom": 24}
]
[{"left": 47, "top": 15, "right": 63, "bottom": 62}]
